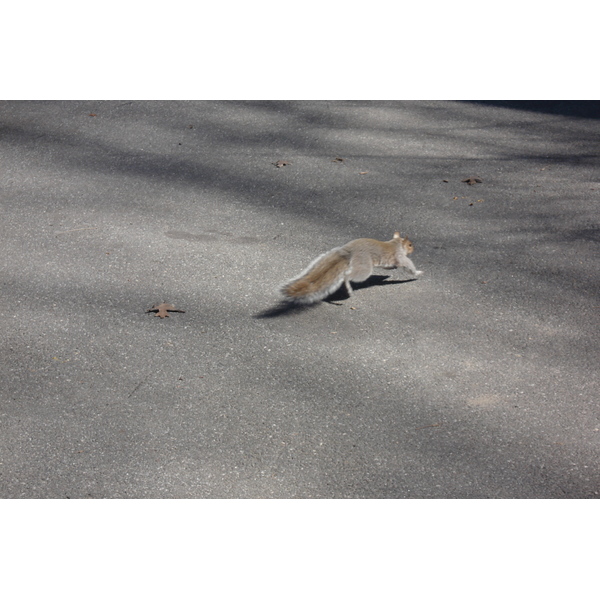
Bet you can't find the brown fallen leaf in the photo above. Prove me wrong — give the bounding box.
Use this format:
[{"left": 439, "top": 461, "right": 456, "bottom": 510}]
[
  {"left": 332, "top": 157, "right": 344, "bottom": 163},
  {"left": 146, "top": 303, "right": 186, "bottom": 318},
  {"left": 274, "top": 160, "right": 291, "bottom": 168},
  {"left": 88, "top": 113, "right": 97, "bottom": 117},
  {"left": 462, "top": 177, "right": 482, "bottom": 185}
]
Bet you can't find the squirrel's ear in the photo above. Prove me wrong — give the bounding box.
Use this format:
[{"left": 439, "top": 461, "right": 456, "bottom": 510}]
[{"left": 393, "top": 231, "right": 401, "bottom": 239}]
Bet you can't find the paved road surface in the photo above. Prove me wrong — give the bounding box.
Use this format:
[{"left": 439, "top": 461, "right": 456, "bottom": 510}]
[{"left": 1, "top": 101, "right": 598, "bottom": 498}]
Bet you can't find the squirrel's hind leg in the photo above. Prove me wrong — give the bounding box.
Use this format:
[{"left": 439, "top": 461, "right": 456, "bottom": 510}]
[
  {"left": 348, "top": 254, "right": 374, "bottom": 283},
  {"left": 344, "top": 278, "right": 353, "bottom": 297}
]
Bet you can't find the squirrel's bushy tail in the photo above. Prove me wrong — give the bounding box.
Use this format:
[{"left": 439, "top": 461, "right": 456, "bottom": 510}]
[{"left": 280, "top": 249, "right": 350, "bottom": 304}]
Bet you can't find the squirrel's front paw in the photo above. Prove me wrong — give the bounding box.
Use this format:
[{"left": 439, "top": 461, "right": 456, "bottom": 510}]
[{"left": 415, "top": 270, "right": 423, "bottom": 276}]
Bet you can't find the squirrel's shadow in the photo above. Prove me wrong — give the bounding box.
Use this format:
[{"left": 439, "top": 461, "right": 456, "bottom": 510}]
[{"left": 254, "top": 275, "right": 415, "bottom": 319}]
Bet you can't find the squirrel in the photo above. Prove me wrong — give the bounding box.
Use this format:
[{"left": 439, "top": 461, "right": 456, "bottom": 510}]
[{"left": 280, "top": 231, "right": 422, "bottom": 304}]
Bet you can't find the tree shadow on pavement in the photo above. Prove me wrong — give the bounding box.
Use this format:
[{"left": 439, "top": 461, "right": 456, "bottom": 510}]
[{"left": 463, "top": 100, "right": 600, "bottom": 119}]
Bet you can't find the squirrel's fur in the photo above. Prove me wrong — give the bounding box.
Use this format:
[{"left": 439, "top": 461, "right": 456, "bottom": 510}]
[{"left": 280, "top": 231, "right": 422, "bottom": 304}]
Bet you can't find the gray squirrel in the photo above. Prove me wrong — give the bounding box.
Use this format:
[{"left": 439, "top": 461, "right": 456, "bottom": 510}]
[{"left": 280, "top": 231, "right": 422, "bottom": 304}]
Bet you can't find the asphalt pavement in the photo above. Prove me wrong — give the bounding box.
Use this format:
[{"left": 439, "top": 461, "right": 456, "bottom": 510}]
[{"left": 1, "top": 100, "right": 598, "bottom": 498}]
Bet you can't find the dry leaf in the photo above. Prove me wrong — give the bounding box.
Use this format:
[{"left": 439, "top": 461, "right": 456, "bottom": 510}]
[
  {"left": 332, "top": 157, "right": 344, "bottom": 163},
  {"left": 146, "top": 303, "right": 186, "bottom": 318},
  {"left": 462, "top": 177, "right": 482, "bottom": 185},
  {"left": 274, "top": 160, "right": 291, "bottom": 168}
]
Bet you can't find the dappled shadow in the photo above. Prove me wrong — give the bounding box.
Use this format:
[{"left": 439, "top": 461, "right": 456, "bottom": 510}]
[{"left": 463, "top": 100, "right": 600, "bottom": 119}]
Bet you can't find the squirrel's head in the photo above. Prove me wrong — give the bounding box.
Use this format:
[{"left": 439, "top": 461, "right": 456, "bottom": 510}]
[{"left": 393, "top": 231, "right": 414, "bottom": 254}]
